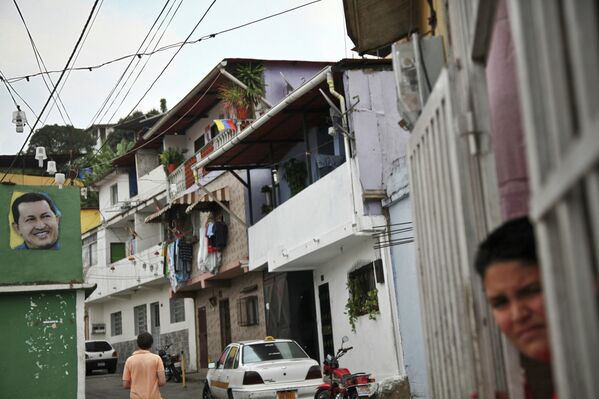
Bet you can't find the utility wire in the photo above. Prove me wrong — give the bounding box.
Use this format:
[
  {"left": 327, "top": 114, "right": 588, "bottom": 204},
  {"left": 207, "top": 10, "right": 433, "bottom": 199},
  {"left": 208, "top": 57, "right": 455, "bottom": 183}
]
[
  {"left": 0, "top": 0, "right": 101, "bottom": 183},
  {"left": 0, "top": 72, "right": 19, "bottom": 107},
  {"left": 0, "top": 69, "right": 44, "bottom": 130},
  {"left": 121, "top": 0, "right": 218, "bottom": 122},
  {"left": 5, "top": 0, "right": 323, "bottom": 84},
  {"left": 12, "top": 0, "right": 73, "bottom": 126},
  {"left": 103, "top": 0, "right": 185, "bottom": 125},
  {"left": 87, "top": 0, "right": 173, "bottom": 128},
  {"left": 42, "top": 0, "right": 105, "bottom": 127}
]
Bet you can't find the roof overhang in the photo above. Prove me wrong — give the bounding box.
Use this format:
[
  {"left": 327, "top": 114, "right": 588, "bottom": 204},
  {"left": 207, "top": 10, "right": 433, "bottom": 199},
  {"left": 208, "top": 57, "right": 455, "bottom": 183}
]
[
  {"left": 193, "top": 66, "right": 334, "bottom": 171},
  {"left": 342, "top": 0, "right": 420, "bottom": 56}
]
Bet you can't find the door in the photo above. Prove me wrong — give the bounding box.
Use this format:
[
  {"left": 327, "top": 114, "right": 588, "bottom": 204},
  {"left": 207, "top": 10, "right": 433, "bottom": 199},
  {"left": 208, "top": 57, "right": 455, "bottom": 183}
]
[
  {"left": 150, "top": 302, "right": 160, "bottom": 347},
  {"left": 219, "top": 299, "right": 232, "bottom": 351},
  {"left": 198, "top": 306, "right": 209, "bottom": 369},
  {"left": 210, "top": 346, "right": 231, "bottom": 399},
  {"left": 318, "top": 283, "right": 334, "bottom": 358}
]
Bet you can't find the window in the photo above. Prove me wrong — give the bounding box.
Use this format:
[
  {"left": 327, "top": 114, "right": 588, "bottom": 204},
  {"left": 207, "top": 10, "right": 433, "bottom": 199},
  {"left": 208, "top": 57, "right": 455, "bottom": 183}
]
[
  {"left": 216, "top": 347, "right": 230, "bottom": 369},
  {"left": 169, "top": 298, "right": 185, "bottom": 323},
  {"left": 82, "top": 233, "right": 98, "bottom": 268},
  {"left": 237, "top": 296, "right": 259, "bottom": 326},
  {"left": 110, "top": 311, "right": 122, "bottom": 336},
  {"left": 347, "top": 262, "right": 379, "bottom": 316},
  {"left": 110, "top": 242, "right": 126, "bottom": 263},
  {"left": 110, "top": 184, "right": 118, "bottom": 205},
  {"left": 134, "top": 304, "right": 147, "bottom": 335},
  {"left": 224, "top": 346, "right": 239, "bottom": 369},
  {"left": 194, "top": 135, "right": 206, "bottom": 152},
  {"left": 242, "top": 341, "right": 308, "bottom": 364}
]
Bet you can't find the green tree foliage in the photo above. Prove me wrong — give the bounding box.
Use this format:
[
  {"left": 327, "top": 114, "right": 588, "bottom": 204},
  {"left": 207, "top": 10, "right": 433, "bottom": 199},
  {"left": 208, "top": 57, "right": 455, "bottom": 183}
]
[
  {"left": 27, "top": 124, "right": 95, "bottom": 154},
  {"left": 160, "top": 98, "right": 168, "bottom": 113}
]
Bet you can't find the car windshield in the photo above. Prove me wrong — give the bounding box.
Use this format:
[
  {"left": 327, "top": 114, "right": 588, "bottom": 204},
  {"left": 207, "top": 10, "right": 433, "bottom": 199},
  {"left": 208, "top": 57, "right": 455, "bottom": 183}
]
[
  {"left": 243, "top": 341, "right": 308, "bottom": 364},
  {"left": 86, "top": 341, "right": 112, "bottom": 352}
]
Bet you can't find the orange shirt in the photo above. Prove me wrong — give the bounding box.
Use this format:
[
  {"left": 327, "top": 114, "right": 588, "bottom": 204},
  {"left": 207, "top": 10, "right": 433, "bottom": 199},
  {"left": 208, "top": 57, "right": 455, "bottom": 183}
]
[{"left": 123, "top": 350, "right": 165, "bottom": 399}]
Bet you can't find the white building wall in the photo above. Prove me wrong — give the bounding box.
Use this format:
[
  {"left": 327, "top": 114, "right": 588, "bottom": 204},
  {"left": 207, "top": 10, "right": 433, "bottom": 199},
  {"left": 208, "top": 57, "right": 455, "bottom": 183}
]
[
  {"left": 98, "top": 172, "right": 131, "bottom": 217},
  {"left": 312, "top": 239, "right": 402, "bottom": 380}
]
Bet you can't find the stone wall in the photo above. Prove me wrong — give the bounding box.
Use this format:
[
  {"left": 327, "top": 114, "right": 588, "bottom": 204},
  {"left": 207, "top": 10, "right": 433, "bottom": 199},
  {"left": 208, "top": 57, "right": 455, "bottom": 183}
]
[{"left": 112, "top": 329, "right": 190, "bottom": 373}]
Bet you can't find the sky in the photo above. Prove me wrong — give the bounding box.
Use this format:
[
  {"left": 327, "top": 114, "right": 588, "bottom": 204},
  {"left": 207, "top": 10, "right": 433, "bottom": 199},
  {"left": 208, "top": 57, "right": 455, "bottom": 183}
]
[{"left": 0, "top": 0, "right": 354, "bottom": 155}]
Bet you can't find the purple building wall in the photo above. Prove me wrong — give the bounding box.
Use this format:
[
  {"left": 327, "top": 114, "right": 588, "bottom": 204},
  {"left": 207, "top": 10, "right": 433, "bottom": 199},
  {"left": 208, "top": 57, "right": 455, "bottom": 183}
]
[
  {"left": 486, "top": 0, "right": 530, "bottom": 220},
  {"left": 263, "top": 62, "right": 330, "bottom": 105}
]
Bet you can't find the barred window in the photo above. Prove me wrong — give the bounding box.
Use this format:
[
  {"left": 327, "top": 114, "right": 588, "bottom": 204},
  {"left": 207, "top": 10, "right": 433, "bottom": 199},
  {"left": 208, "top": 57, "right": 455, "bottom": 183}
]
[
  {"left": 111, "top": 311, "right": 122, "bottom": 336},
  {"left": 237, "top": 296, "right": 259, "bottom": 327},
  {"left": 134, "top": 304, "right": 147, "bottom": 335},
  {"left": 170, "top": 298, "right": 186, "bottom": 323},
  {"left": 348, "top": 262, "right": 379, "bottom": 316}
]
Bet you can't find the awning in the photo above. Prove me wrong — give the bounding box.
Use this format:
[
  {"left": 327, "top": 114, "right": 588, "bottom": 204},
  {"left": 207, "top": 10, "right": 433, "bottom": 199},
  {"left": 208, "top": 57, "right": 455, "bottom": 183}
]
[
  {"left": 144, "top": 192, "right": 204, "bottom": 223},
  {"left": 186, "top": 186, "right": 230, "bottom": 213}
]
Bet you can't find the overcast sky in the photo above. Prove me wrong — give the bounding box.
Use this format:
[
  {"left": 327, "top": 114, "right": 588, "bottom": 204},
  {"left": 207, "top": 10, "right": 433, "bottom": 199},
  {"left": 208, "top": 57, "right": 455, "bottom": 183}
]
[{"left": 0, "top": 0, "right": 353, "bottom": 155}]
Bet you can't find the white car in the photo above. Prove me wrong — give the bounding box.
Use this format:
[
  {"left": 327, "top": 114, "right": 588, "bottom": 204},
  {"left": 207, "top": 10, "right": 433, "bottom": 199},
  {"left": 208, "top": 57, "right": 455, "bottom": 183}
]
[
  {"left": 204, "top": 337, "right": 323, "bottom": 399},
  {"left": 85, "top": 340, "right": 118, "bottom": 375}
]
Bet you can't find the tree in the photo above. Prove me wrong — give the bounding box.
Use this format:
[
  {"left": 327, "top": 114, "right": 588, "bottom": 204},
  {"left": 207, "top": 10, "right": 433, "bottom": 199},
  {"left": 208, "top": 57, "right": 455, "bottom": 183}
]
[
  {"left": 27, "top": 124, "right": 95, "bottom": 154},
  {"left": 160, "top": 98, "right": 168, "bottom": 113}
]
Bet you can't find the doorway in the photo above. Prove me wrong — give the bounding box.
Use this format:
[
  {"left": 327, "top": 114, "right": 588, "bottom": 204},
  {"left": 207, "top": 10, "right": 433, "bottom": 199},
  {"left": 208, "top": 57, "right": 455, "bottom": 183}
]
[
  {"left": 150, "top": 302, "right": 160, "bottom": 347},
  {"left": 198, "top": 306, "right": 208, "bottom": 368},
  {"left": 219, "top": 299, "right": 231, "bottom": 351},
  {"left": 318, "top": 283, "right": 334, "bottom": 358}
]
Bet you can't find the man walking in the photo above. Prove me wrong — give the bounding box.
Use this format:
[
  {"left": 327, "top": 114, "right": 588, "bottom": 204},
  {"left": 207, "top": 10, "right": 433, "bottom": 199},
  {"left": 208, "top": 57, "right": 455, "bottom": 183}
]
[{"left": 123, "top": 332, "right": 166, "bottom": 399}]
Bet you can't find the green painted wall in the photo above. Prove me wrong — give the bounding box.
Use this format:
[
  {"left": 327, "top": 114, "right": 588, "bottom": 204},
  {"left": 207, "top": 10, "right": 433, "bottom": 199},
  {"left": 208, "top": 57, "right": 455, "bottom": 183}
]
[
  {"left": 0, "top": 185, "right": 82, "bottom": 285},
  {"left": 0, "top": 290, "right": 78, "bottom": 398}
]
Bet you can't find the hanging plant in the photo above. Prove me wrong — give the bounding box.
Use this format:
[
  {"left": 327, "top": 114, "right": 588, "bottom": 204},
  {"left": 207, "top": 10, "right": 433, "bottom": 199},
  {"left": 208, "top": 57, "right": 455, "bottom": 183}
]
[
  {"left": 344, "top": 279, "right": 379, "bottom": 332},
  {"left": 283, "top": 159, "right": 307, "bottom": 196}
]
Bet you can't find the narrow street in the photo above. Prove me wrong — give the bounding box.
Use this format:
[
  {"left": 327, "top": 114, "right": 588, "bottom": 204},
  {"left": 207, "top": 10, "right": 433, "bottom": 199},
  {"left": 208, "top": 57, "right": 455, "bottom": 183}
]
[{"left": 85, "top": 371, "right": 204, "bottom": 399}]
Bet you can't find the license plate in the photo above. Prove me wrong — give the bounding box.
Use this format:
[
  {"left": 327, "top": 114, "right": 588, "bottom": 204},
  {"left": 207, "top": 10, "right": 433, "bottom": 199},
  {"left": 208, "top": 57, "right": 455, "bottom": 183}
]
[
  {"left": 97, "top": 362, "right": 105, "bottom": 367},
  {"left": 277, "top": 391, "right": 297, "bottom": 399},
  {"left": 174, "top": 362, "right": 181, "bottom": 367},
  {"left": 356, "top": 386, "right": 370, "bottom": 396}
]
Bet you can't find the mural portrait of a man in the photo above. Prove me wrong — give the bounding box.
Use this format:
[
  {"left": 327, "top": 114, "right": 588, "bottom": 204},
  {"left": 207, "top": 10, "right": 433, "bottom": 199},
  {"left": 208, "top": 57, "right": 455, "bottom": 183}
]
[{"left": 10, "top": 192, "right": 61, "bottom": 250}]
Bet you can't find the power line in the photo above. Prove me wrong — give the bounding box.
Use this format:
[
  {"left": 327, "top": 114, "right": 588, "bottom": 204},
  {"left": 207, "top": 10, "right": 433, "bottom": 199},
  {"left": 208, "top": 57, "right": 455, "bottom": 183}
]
[
  {"left": 0, "top": 69, "right": 44, "bottom": 130},
  {"left": 103, "top": 0, "right": 185, "bottom": 125},
  {"left": 87, "top": 0, "right": 174, "bottom": 128},
  {"left": 0, "top": 0, "right": 101, "bottom": 183},
  {"left": 4, "top": 0, "right": 323, "bottom": 84},
  {"left": 121, "top": 0, "right": 218, "bottom": 122},
  {"left": 12, "top": 0, "right": 73, "bottom": 126},
  {"left": 41, "top": 0, "right": 105, "bottom": 127}
]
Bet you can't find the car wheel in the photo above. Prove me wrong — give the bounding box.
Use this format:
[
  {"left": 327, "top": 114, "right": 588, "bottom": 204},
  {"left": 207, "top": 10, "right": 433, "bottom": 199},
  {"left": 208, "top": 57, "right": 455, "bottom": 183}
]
[
  {"left": 203, "top": 384, "right": 214, "bottom": 399},
  {"left": 315, "top": 389, "right": 331, "bottom": 399}
]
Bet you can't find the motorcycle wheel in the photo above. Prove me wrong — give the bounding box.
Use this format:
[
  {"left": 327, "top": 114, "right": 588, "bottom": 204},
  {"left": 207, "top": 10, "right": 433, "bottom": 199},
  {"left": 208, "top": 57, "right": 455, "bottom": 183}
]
[
  {"left": 172, "top": 368, "right": 182, "bottom": 383},
  {"left": 166, "top": 368, "right": 173, "bottom": 382},
  {"left": 203, "top": 384, "right": 214, "bottom": 399},
  {"left": 315, "top": 390, "right": 331, "bottom": 399}
]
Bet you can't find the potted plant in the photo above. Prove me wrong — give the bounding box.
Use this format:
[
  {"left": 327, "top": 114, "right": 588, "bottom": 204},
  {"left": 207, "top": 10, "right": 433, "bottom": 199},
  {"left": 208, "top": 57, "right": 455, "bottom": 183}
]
[
  {"left": 218, "top": 84, "right": 250, "bottom": 119},
  {"left": 159, "top": 147, "right": 186, "bottom": 174},
  {"left": 283, "top": 158, "right": 307, "bottom": 196},
  {"left": 235, "top": 63, "right": 266, "bottom": 110}
]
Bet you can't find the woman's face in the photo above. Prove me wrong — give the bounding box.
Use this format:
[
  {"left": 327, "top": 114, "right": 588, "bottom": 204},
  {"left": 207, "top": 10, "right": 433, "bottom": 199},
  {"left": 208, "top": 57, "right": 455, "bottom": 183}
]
[{"left": 484, "top": 261, "right": 551, "bottom": 363}]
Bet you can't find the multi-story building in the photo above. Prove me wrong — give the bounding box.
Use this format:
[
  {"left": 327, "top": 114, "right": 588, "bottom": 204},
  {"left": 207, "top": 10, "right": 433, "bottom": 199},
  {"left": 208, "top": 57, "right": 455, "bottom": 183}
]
[{"left": 83, "top": 115, "right": 198, "bottom": 372}]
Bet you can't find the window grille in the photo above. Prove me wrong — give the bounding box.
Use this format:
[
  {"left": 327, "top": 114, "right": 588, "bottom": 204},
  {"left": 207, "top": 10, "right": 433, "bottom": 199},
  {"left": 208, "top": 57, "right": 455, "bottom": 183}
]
[
  {"left": 170, "top": 298, "right": 186, "bottom": 323},
  {"left": 237, "top": 296, "right": 259, "bottom": 327},
  {"left": 111, "top": 311, "right": 122, "bottom": 336},
  {"left": 347, "top": 262, "right": 378, "bottom": 316}
]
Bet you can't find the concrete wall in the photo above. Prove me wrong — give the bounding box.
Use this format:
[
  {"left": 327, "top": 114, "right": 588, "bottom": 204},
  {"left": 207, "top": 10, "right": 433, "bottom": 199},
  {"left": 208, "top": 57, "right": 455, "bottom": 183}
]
[
  {"left": 136, "top": 149, "right": 161, "bottom": 180},
  {"left": 388, "top": 197, "right": 429, "bottom": 398},
  {"left": 312, "top": 239, "right": 402, "bottom": 380},
  {"left": 87, "top": 283, "right": 197, "bottom": 372},
  {"left": 194, "top": 271, "right": 267, "bottom": 363}
]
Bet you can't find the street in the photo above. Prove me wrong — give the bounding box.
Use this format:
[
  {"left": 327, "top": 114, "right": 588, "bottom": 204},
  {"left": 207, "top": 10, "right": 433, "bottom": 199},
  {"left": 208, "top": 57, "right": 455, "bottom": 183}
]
[{"left": 85, "top": 370, "right": 204, "bottom": 399}]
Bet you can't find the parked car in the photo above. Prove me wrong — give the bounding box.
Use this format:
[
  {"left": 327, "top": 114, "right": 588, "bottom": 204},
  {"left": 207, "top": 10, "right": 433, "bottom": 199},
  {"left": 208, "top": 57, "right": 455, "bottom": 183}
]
[
  {"left": 204, "top": 337, "right": 322, "bottom": 399},
  {"left": 85, "top": 340, "right": 118, "bottom": 375}
]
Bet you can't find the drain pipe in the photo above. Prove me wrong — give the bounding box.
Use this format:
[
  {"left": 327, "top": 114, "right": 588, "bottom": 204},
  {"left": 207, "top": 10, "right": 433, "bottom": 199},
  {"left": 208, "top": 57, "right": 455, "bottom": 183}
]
[{"left": 327, "top": 71, "right": 359, "bottom": 229}]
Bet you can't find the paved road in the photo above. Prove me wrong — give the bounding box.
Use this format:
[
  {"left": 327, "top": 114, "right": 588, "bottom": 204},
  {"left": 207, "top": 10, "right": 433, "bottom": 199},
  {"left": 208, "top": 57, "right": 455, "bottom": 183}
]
[{"left": 86, "top": 370, "right": 205, "bottom": 399}]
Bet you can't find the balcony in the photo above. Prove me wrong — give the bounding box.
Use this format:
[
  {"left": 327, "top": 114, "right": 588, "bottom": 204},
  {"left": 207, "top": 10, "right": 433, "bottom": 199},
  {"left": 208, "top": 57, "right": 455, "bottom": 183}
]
[
  {"left": 85, "top": 244, "right": 165, "bottom": 303},
  {"left": 248, "top": 159, "right": 384, "bottom": 272}
]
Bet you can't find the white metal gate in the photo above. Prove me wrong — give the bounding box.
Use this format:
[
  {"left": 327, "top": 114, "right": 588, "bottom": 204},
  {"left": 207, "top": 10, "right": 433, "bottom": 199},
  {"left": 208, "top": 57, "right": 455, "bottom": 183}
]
[
  {"left": 509, "top": 1, "right": 599, "bottom": 398},
  {"left": 408, "top": 67, "right": 507, "bottom": 398}
]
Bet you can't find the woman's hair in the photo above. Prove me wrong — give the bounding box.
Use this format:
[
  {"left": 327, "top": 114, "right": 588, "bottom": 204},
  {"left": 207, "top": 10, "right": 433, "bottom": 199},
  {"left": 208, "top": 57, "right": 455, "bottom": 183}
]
[{"left": 475, "top": 216, "right": 538, "bottom": 278}]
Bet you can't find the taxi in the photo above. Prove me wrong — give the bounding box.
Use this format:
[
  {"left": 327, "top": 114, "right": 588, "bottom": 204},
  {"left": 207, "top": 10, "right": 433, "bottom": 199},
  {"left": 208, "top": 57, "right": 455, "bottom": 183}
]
[{"left": 204, "top": 337, "right": 323, "bottom": 399}]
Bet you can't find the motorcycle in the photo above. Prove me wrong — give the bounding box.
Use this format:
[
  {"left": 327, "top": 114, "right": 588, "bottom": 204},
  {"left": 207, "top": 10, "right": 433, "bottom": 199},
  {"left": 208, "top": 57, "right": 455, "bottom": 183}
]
[
  {"left": 315, "top": 336, "right": 378, "bottom": 399},
  {"left": 158, "top": 344, "right": 182, "bottom": 382}
]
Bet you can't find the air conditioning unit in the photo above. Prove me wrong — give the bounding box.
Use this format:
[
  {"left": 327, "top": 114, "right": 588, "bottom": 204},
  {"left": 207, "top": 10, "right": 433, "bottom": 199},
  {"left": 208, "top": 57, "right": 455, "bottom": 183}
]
[{"left": 120, "top": 200, "right": 132, "bottom": 210}]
